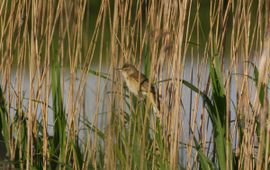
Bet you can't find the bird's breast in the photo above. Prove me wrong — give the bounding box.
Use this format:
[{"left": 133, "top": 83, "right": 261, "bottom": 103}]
[{"left": 125, "top": 78, "right": 140, "bottom": 96}]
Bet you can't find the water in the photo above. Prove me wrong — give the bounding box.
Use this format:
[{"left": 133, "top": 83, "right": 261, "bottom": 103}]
[{"left": 5, "top": 57, "right": 268, "bottom": 163}]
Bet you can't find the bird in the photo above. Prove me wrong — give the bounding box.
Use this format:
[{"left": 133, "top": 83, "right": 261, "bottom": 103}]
[{"left": 117, "top": 63, "right": 160, "bottom": 113}]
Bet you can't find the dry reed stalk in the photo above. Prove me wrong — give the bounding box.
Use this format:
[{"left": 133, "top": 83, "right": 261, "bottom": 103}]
[
  {"left": 255, "top": 20, "right": 270, "bottom": 170},
  {"left": 240, "top": 1, "right": 257, "bottom": 169},
  {"left": 27, "top": 0, "right": 37, "bottom": 168},
  {"left": 16, "top": 1, "right": 29, "bottom": 168},
  {"left": 186, "top": 57, "right": 198, "bottom": 169},
  {"left": 64, "top": 1, "right": 87, "bottom": 169},
  {"left": 0, "top": 2, "right": 15, "bottom": 170},
  {"left": 91, "top": 2, "right": 107, "bottom": 169},
  {"left": 79, "top": 1, "right": 109, "bottom": 168},
  {"left": 104, "top": 0, "right": 120, "bottom": 168},
  {"left": 227, "top": 1, "right": 250, "bottom": 169},
  {"left": 230, "top": 2, "right": 242, "bottom": 167},
  {"left": 40, "top": 0, "right": 56, "bottom": 168},
  {"left": 0, "top": 0, "right": 269, "bottom": 169}
]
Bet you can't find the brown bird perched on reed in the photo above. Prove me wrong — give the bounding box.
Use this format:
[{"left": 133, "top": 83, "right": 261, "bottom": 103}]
[{"left": 117, "top": 63, "right": 160, "bottom": 113}]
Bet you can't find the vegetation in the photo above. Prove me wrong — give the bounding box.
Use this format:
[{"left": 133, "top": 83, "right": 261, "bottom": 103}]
[{"left": 0, "top": 0, "right": 269, "bottom": 169}]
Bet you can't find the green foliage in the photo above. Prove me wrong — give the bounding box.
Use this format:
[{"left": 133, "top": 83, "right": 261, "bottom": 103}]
[
  {"left": 14, "top": 108, "right": 27, "bottom": 168},
  {"left": 71, "top": 135, "right": 83, "bottom": 169},
  {"left": 112, "top": 92, "right": 169, "bottom": 169},
  {"left": 193, "top": 137, "right": 214, "bottom": 170},
  {"left": 0, "top": 86, "right": 9, "bottom": 159},
  {"left": 182, "top": 57, "right": 234, "bottom": 169},
  {"left": 209, "top": 60, "right": 227, "bottom": 170},
  {"left": 50, "top": 62, "right": 67, "bottom": 169}
]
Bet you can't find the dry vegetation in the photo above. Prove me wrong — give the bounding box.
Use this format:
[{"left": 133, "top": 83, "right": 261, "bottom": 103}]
[{"left": 0, "top": 0, "right": 270, "bottom": 169}]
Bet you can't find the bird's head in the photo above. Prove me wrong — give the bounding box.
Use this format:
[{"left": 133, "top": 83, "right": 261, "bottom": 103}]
[{"left": 117, "top": 63, "right": 138, "bottom": 77}]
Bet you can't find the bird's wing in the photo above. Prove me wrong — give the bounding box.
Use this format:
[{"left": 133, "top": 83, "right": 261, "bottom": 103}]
[
  {"left": 131, "top": 71, "right": 160, "bottom": 111},
  {"left": 130, "top": 71, "right": 147, "bottom": 82}
]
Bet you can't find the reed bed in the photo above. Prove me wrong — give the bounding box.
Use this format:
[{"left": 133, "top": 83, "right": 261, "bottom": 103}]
[{"left": 0, "top": 0, "right": 269, "bottom": 169}]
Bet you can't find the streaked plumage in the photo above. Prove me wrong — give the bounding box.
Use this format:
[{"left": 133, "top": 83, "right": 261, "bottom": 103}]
[{"left": 118, "top": 64, "right": 160, "bottom": 112}]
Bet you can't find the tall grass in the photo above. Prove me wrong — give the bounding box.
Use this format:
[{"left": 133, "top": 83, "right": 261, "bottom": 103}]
[{"left": 0, "top": 0, "right": 269, "bottom": 169}]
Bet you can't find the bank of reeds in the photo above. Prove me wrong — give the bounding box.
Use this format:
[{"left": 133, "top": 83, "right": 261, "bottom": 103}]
[{"left": 0, "top": 0, "right": 269, "bottom": 169}]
